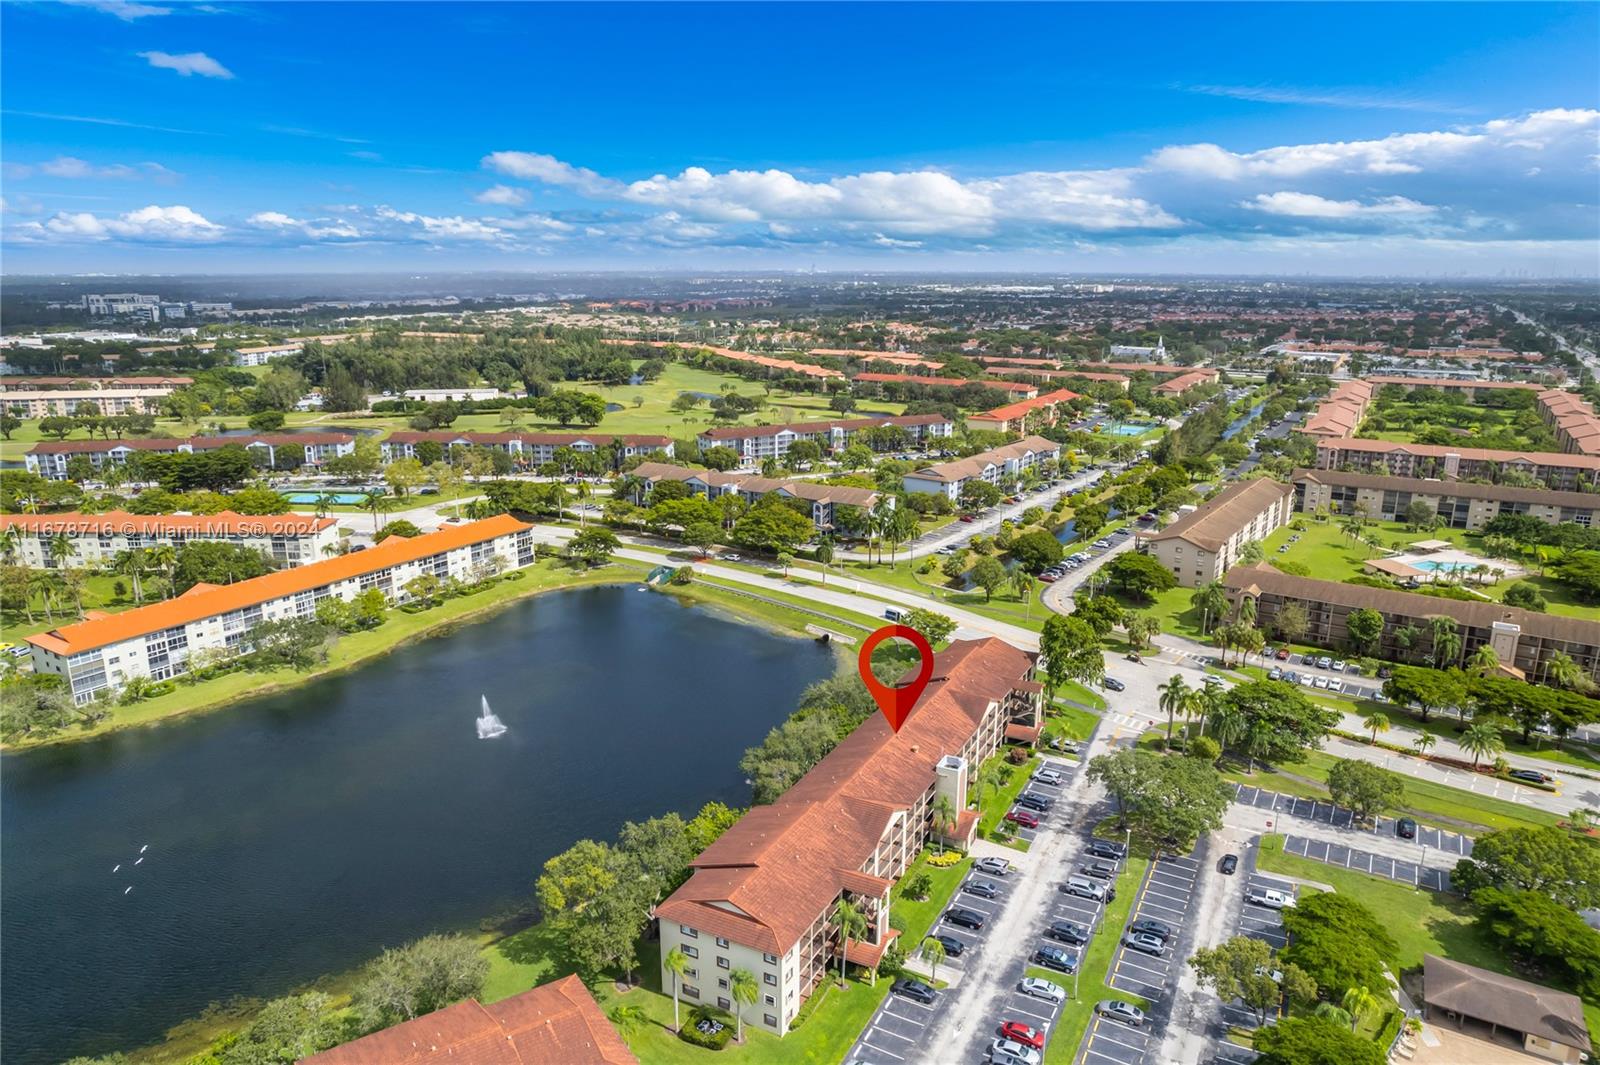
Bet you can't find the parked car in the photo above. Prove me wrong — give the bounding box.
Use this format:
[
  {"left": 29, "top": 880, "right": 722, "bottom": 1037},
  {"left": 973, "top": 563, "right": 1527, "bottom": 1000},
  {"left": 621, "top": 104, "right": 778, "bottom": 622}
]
[
  {"left": 1125, "top": 652, "right": 1143, "bottom": 663},
  {"left": 1048, "top": 920, "right": 1091, "bottom": 946},
  {"left": 1248, "top": 888, "right": 1295, "bottom": 909},
  {"left": 1016, "top": 792, "right": 1054, "bottom": 812},
  {"left": 1268, "top": 668, "right": 1283, "bottom": 681},
  {"left": 1123, "top": 932, "right": 1166, "bottom": 956},
  {"left": 931, "top": 933, "right": 966, "bottom": 957},
  {"left": 1316, "top": 656, "right": 1333, "bottom": 669},
  {"left": 944, "top": 907, "right": 985, "bottom": 930},
  {"left": 999, "top": 1021, "right": 1045, "bottom": 1051},
  {"left": 1020, "top": 977, "right": 1067, "bottom": 1004},
  {"left": 1509, "top": 768, "right": 1555, "bottom": 785},
  {"left": 1087, "top": 839, "right": 1127, "bottom": 860},
  {"left": 1331, "top": 660, "right": 1346, "bottom": 672},
  {"left": 1062, "top": 876, "right": 1108, "bottom": 901},
  {"left": 963, "top": 879, "right": 1001, "bottom": 900},
  {"left": 975, "top": 856, "right": 1011, "bottom": 876},
  {"left": 1219, "top": 853, "right": 1239, "bottom": 875},
  {"left": 1033, "top": 946, "right": 1078, "bottom": 973},
  {"left": 1033, "top": 768, "right": 1065, "bottom": 786},
  {"left": 1038, "top": 573, "right": 1059, "bottom": 583},
  {"left": 1095, "top": 1000, "right": 1145, "bottom": 1027},
  {"left": 1082, "top": 859, "right": 1117, "bottom": 880},
  {"left": 1006, "top": 809, "right": 1040, "bottom": 829},
  {"left": 1103, "top": 678, "right": 1126, "bottom": 692},
  {"left": 1275, "top": 648, "right": 1291, "bottom": 661},
  {"left": 892, "top": 977, "right": 936, "bottom": 1005},
  {"left": 960, "top": 514, "right": 976, "bottom": 523},
  {"left": 1128, "top": 917, "right": 1173, "bottom": 941},
  {"left": 1395, "top": 817, "right": 1417, "bottom": 840}
]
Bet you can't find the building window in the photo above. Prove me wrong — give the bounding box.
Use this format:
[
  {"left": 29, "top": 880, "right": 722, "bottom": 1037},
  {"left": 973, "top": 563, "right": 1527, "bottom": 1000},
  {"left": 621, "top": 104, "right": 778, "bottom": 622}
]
[
  {"left": 764, "top": 994, "right": 776, "bottom": 1006},
  {"left": 718, "top": 978, "right": 728, "bottom": 990},
  {"left": 717, "top": 956, "right": 730, "bottom": 970},
  {"left": 683, "top": 985, "right": 699, "bottom": 1000},
  {"left": 764, "top": 1014, "right": 778, "bottom": 1028},
  {"left": 682, "top": 945, "right": 698, "bottom": 959},
  {"left": 684, "top": 967, "right": 697, "bottom": 979},
  {"left": 764, "top": 973, "right": 777, "bottom": 986},
  {"left": 717, "top": 997, "right": 731, "bottom": 1011},
  {"left": 715, "top": 936, "right": 730, "bottom": 948},
  {"left": 763, "top": 952, "right": 778, "bottom": 964},
  {"left": 679, "top": 925, "right": 698, "bottom": 938}
]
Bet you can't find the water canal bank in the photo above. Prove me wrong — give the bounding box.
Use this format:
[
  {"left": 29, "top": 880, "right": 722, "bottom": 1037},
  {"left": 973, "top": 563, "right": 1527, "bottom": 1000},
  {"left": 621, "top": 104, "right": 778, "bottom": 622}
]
[{"left": 2, "top": 585, "right": 838, "bottom": 1063}]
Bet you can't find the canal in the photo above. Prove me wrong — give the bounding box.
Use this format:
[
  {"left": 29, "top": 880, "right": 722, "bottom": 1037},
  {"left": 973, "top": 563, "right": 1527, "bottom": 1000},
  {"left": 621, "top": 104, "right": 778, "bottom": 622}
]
[{"left": 2, "top": 585, "right": 836, "bottom": 1064}]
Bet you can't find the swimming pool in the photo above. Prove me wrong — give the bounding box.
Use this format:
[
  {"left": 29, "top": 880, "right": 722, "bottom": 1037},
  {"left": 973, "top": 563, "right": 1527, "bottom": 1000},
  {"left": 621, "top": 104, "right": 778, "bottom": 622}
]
[
  {"left": 283, "top": 492, "right": 377, "bottom": 505},
  {"left": 1409, "top": 559, "right": 1474, "bottom": 574},
  {"left": 1109, "top": 423, "right": 1155, "bottom": 437}
]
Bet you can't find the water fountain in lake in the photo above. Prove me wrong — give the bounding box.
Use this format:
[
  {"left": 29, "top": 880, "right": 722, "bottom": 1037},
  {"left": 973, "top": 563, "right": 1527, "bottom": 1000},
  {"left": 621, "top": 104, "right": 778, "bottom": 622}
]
[{"left": 476, "top": 695, "right": 508, "bottom": 739}]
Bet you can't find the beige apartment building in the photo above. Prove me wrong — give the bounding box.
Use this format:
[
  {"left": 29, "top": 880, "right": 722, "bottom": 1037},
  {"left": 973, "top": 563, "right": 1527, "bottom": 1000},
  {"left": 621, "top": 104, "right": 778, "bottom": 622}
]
[
  {"left": 1313, "top": 438, "right": 1600, "bottom": 492},
  {"left": 1293, "top": 469, "right": 1600, "bottom": 530},
  {"left": 1139, "top": 478, "right": 1295, "bottom": 587},
  {"left": 0, "top": 510, "right": 340, "bottom": 568},
  {"left": 654, "top": 638, "right": 1043, "bottom": 1036}
]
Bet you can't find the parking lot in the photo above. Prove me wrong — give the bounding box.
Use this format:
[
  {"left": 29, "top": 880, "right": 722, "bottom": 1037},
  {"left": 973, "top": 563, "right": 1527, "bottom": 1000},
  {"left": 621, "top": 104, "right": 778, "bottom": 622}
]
[
  {"left": 1233, "top": 785, "right": 1475, "bottom": 856},
  {"left": 843, "top": 758, "right": 1077, "bottom": 1065},
  {"left": 1075, "top": 851, "right": 1201, "bottom": 1065},
  {"left": 1217, "top": 869, "right": 1300, "bottom": 1037},
  {"left": 1281, "top": 836, "right": 1454, "bottom": 892}
]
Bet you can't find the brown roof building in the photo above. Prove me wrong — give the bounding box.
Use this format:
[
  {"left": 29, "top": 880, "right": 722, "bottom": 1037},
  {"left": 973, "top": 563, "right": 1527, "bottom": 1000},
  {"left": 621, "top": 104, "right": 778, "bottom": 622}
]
[
  {"left": 303, "top": 974, "right": 638, "bottom": 1065},
  {"left": 966, "top": 389, "right": 1083, "bottom": 435},
  {"left": 1291, "top": 468, "right": 1600, "bottom": 531},
  {"left": 1139, "top": 479, "right": 1295, "bottom": 587},
  {"left": 1422, "top": 955, "right": 1591, "bottom": 1062},
  {"left": 1314, "top": 437, "right": 1600, "bottom": 492},
  {"left": 1224, "top": 563, "right": 1600, "bottom": 684},
  {"left": 654, "top": 638, "right": 1042, "bottom": 1037}
]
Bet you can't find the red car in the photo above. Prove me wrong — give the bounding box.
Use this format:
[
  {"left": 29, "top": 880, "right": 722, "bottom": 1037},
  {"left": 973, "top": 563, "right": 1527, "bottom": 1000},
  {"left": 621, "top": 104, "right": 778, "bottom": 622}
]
[
  {"left": 999, "top": 1021, "right": 1044, "bottom": 1050},
  {"left": 1275, "top": 649, "right": 1290, "bottom": 661},
  {"left": 1006, "top": 809, "right": 1040, "bottom": 829},
  {"left": 1038, "top": 573, "right": 1059, "bottom": 583},
  {"left": 960, "top": 514, "right": 976, "bottom": 523}
]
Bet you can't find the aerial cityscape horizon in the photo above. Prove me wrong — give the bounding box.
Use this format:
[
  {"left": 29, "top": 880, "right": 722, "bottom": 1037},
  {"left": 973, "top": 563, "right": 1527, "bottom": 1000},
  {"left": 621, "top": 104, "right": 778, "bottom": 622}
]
[{"left": 3, "top": 5, "right": 1599, "bottom": 1065}]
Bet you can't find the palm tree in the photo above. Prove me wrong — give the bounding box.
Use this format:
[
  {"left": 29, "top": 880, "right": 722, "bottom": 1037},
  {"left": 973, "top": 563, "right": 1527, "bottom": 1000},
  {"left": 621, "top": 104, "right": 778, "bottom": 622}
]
[
  {"left": 1545, "top": 651, "right": 1593, "bottom": 693},
  {"left": 831, "top": 899, "right": 868, "bottom": 986},
  {"left": 1362, "top": 711, "right": 1390, "bottom": 745},
  {"left": 147, "top": 545, "right": 177, "bottom": 597},
  {"left": 976, "top": 763, "right": 1006, "bottom": 818},
  {"left": 931, "top": 794, "right": 957, "bottom": 855},
  {"left": 1191, "top": 580, "right": 1228, "bottom": 634},
  {"left": 1341, "top": 986, "right": 1378, "bottom": 1033},
  {"left": 59, "top": 567, "right": 87, "bottom": 618},
  {"left": 1158, "top": 675, "right": 1192, "bottom": 750},
  {"left": 364, "top": 490, "right": 386, "bottom": 533},
  {"left": 729, "top": 968, "right": 758, "bottom": 1044},
  {"left": 1210, "top": 701, "right": 1247, "bottom": 757},
  {"left": 1461, "top": 721, "right": 1505, "bottom": 770},
  {"left": 0, "top": 526, "right": 18, "bottom": 563},
  {"left": 920, "top": 936, "right": 947, "bottom": 983},
  {"left": 47, "top": 533, "right": 78, "bottom": 570},
  {"left": 663, "top": 947, "right": 690, "bottom": 1032},
  {"left": 1237, "top": 594, "right": 1257, "bottom": 630},
  {"left": 1314, "top": 1002, "right": 1353, "bottom": 1029},
  {"left": 112, "top": 549, "right": 148, "bottom": 604},
  {"left": 1428, "top": 616, "right": 1462, "bottom": 669},
  {"left": 1468, "top": 644, "right": 1500, "bottom": 677},
  {"left": 608, "top": 1003, "right": 648, "bottom": 1041},
  {"left": 1412, "top": 732, "right": 1437, "bottom": 758},
  {"left": 1010, "top": 570, "right": 1038, "bottom": 620}
]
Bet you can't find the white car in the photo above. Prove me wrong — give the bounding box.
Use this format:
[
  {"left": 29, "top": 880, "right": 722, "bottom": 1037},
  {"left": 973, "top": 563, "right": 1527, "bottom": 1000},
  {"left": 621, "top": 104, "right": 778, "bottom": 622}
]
[
  {"left": 1248, "top": 888, "right": 1296, "bottom": 909},
  {"left": 1312, "top": 676, "right": 1329, "bottom": 689},
  {"left": 975, "top": 856, "right": 1011, "bottom": 876},
  {"left": 1033, "top": 768, "right": 1065, "bottom": 786},
  {"left": 990, "top": 1039, "right": 1042, "bottom": 1065},
  {"left": 1020, "top": 977, "right": 1067, "bottom": 1004},
  {"left": 1327, "top": 680, "right": 1345, "bottom": 693}
]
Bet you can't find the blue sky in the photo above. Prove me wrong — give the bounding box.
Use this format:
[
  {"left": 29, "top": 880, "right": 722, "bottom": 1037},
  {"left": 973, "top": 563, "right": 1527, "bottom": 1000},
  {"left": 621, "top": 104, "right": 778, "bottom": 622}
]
[{"left": 3, "top": 1, "right": 1597, "bottom": 274}]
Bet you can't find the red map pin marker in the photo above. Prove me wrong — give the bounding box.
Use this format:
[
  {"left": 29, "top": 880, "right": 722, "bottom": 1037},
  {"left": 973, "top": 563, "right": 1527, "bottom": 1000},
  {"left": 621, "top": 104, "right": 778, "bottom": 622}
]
[{"left": 858, "top": 624, "right": 935, "bottom": 734}]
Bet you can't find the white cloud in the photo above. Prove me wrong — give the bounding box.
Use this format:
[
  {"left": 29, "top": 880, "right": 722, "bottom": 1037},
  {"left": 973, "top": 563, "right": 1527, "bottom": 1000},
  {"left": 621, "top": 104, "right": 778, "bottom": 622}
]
[
  {"left": 62, "top": 0, "right": 172, "bottom": 19},
  {"left": 139, "top": 51, "right": 234, "bottom": 79},
  {"left": 247, "top": 211, "right": 360, "bottom": 239},
  {"left": 481, "top": 151, "right": 617, "bottom": 196},
  {"left": 1183, "top": 83, "right": 1471, "bottom": 115},
  {"left": 475, "top": 184, "right": 529, "bottom": 206},
  {"left": 247, "top": 211, "right": 299, "bottom": 227},
  {"left": 1244, "top": 192, "right": 1437, "bottom": 219},
  {"left": 375, "top": 206, "right": 506, "bottom": 242},
  {"left": 4, "top": 156, "right": 179, "bottom": 181},
  {"left": 31, "top": 204, "right": 222, "bottom": 241}
]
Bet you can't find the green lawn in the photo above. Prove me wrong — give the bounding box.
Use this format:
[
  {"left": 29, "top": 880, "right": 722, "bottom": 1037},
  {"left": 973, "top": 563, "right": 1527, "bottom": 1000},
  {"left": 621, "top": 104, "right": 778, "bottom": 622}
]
[
  {"left": 976, "top": 750, "right": 1041, "bottom": 851},
  {"left": 1256, "top": 835, "right": 1600, "bottom": 1044},
  {"left": 3, "top": 570, "right": 131, "bottom": 640},
  {"left": 1223, "top": 748, "right": 1561, "bottom": 835},
  {"left": 843, "top": 558, "right": 1049, "bottom": 633},
  {"left": 893, "top": 850, "right": 975, "bottom": 947},
  {"left": 671, "top": 573, "right": 884, "bottom": 638},
  {"left": 1113, "top": 583, "right": 1211, "bottom": 643},
  {"left": 1044, "top": 856, "right": 1150, "bottom": 1064}
]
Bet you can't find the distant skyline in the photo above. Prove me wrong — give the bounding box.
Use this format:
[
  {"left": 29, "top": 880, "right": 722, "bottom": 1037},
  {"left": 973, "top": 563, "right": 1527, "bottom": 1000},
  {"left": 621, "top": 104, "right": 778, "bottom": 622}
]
[{"left": 2, "top": 2, "right": 1598, "bottom": 276}]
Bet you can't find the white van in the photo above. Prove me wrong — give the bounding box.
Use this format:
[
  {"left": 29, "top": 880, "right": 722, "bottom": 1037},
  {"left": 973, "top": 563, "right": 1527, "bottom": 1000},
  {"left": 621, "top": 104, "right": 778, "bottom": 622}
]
[
  {"left": 1247, "top": 888, "right": 1295, "bottom": 909},
  {"left": 884, "top": 607, "right": 910, "bottom": 623}
]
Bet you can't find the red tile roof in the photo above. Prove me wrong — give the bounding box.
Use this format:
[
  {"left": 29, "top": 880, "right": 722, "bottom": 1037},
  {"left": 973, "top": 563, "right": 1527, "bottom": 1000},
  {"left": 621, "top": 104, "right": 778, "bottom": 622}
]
[
  {"left": 967, "top": 389, "right": 1082, "bottom": 425},
  {"left": 25, "top": 515, "right": 530, "bottom": 656},
  {"left": 303, "top": 975, "right": 638, "bottom": 1065},
  {"left": 28, "top": 438, "right": 192, "bottom": 455},
  {"left": 698, "top": 414, "right": 947, "bottom": 440},
  {"left": 656, "top": 638, "right": 1037, "bottom": 955},
  {"left": 1316, "top": 437, "right": 1600, "bottom": 470},
  {"left": 0, "top": 510, "right": 336, "bottom": 536},
  {"left": 853, "top": 372, "right": 1036, "bottom": 394}
]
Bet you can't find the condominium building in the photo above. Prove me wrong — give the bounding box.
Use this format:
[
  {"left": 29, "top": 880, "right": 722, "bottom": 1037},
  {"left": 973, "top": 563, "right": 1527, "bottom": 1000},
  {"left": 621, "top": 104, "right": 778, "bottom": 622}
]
[
  {"left": 84, "top": 293, "right": 161, "bottom": 319},
  {"left": 380, "top": 431, "right": 674, "bottom": 466},
  {"left": 1539, "top": 388, "right": 1600, "bottom": 457},
  {"left": 26, "top": 515, "right": 535, "bottom": 705},
  {"left": 25, "top": 433, "right": 356, "bottom": 479},
  {"left": 1292, "top": 468, "right": 1600, "bottom": 530},
  {"left": 1139, "top": 478, "right": 1295, "bottom": 587},
  {"left": 629, "top": 462, "right": 882, "bottom": 529},
  {"left": 696, "top": 414, "right": 953, "bottom": 462},
  {"left": 901, "top": 436, "right": 1061, "bottom": 500},
  {"left": 3, "top": 388, "right": 172, "bottom": 418},
  {"left": 1313, "top": 438, "right": 1600, "bottom": 492},
  {"left": 232, "top": 342, "right": 303, "bottom": 367},
  {"left": 655, "top": 638, "right": 1042, "bottom": 1036},
  {"left": 965, "top": 389, "right": 1082, "bottom": 435},
  {"left": 0, "top": 511, "right": 340, "bottom": 568},
  {"left": 1154, "top": 369, "right": 1221, "bottom": 396},
  {"left": 1, "top": 375, "right": 194, "bottom": 392},
  {"left": 303, "top": 974, "right": 638, "bottom": 1065},
  {"left": 1224, "top": 563, "right": 1600, "bottom": 684},
  {"left": 852, "top": 372, "right": 1038, "bottom": 398}
]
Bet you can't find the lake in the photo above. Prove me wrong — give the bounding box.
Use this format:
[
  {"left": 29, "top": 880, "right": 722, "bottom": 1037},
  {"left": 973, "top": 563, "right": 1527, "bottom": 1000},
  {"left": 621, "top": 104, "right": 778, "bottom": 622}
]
[{"left": 1, "top": 586, "right": 835, "bottom": 1064}]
